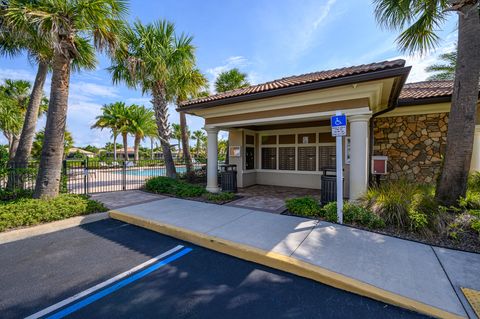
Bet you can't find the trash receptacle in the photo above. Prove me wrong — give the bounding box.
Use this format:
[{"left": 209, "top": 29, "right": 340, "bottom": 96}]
[
  {"left": 220, "top": 164, "right": 237, "bottom": 192},
  {"left": 321, "top": 168, "right": 339, "bottom": 205}
]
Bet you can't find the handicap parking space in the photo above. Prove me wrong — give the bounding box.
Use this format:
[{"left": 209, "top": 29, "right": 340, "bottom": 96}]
[{"left": 0, "top": 219, "right": 430, "bottom": 319}]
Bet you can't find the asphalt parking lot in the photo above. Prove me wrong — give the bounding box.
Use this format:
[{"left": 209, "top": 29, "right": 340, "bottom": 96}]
[{"left": 0, "top": 219, "right": 430, "bottom": 319}]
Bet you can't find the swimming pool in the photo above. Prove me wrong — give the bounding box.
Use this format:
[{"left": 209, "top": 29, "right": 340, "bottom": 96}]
[{"left": 116, "top": 167, "right": 188, "bottom": 177}]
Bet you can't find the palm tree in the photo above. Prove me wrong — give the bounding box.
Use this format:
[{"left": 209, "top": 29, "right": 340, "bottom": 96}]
[
  {"left": 0, "top": 7, "right": 52, "bottom": 168},
  {"left": 109, "top": 20, "right": 195, "bottom": 179},
  {"left": 91, "top": 102, "right": 126, "bottom": 161},
  {"left": 32, "top": 129, "right": 74, "bottom": 160},
  {"left": 0, "top": 79, "right": 30, "bottom": 159},
  {"left": 113, "top": 102, "right": 132, "bottom": 161},
  {"left": 128, "top": 105, "right": 156, "bottom": 161},
  {"left": 373, "top": 0, "right": 480, "bottom": 206},
  {"left": 172, "top": 67, "right": 208, "bottom": 176},
  {"left": 214, "top": 68, "right": 250, "bottom": 164},
  {"left": 214, "top": 68, "right": 250, "bottom": 93},
  {"left": 171, "top": 123, "right": 183, "bottom": 158},
  {"left": 191, "top": 130, "right": 206, "bottom": 157},
  {"left": 426, "top": 51, "right": 457, "bottom": 80},
  {"left": 4, "top": 0, "right": 127, "bottom": 198}
]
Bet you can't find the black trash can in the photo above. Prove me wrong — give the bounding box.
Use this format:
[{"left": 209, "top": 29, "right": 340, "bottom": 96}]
[
  {"left": 220, "top": 164, "right": 237, "bottom": 193},
  {"left": 321, "top": 168, "right": 340, "bottom": 205}
]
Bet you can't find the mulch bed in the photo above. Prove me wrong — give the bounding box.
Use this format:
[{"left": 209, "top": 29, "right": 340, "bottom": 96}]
[{"left": 283, "top": 210, "right": 480, "bottom": 254}]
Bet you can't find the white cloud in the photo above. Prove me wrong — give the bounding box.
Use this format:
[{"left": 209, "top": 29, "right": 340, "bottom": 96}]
[
  {"left": 125, "top": 97, "right": 152, "bottom": 106},
  {"left": 391, "top": 41, "right": 456, "bottom": 83},
  {"left": 69, "top": 81, "right": 119, "bottom": 101},
  {"left": 206, "top": 55, "right": 250, "bottom": 92},
  {"left": 0, "top": 68, "right": 35, "bottom": 82}
]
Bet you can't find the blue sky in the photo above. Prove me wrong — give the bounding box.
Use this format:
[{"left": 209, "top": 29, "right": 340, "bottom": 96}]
[{"left": 0, "top": 0, "right": 458, "bottom": 147}]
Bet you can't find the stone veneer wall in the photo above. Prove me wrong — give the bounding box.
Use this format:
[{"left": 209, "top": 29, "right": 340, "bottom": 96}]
[{"left": 373, "top": 113, "right": 448, "bottom": 183}]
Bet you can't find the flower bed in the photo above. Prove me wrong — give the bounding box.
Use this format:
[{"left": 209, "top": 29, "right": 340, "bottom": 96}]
[{"left": 285, "top": 178, "right": 480, "bottom": 253}]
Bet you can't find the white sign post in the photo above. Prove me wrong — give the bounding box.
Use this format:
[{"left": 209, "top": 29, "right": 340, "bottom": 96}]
[{"left": 331, "top": 112, "right": 346, "bottom": 224}]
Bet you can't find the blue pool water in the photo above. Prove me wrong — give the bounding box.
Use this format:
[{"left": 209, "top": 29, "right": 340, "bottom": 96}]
[{"left": 117, "top": 167, "right": 188, "bottom": 176}]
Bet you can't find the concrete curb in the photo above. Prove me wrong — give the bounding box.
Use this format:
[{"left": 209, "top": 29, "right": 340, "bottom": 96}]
[
  {"left": 0, "top": 212, "right": 109, "bottom": 245},
  {"left": 109, "top": 210, "right": 465, "bottom": 319}
]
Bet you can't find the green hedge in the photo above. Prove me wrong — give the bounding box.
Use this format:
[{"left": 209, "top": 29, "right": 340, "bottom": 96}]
[
  {"left": 0, "top": 194, "right": 108, "bottom": 232},
  {"left": 145, "top": 176, "right": 206, "bottom": 198}
]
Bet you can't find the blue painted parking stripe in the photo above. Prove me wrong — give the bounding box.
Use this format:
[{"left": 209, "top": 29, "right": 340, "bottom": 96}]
[{"left": 46, "top": 247, "right": 193, "bottom": 319}]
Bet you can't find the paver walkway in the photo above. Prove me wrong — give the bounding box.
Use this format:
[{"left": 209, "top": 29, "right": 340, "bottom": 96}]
[{"left": 106, "top": 196, "right": 480, "bottom": 319}]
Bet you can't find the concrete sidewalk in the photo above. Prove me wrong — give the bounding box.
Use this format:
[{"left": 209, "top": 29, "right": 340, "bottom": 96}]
[{"left": 109, "top": 197, "right": 480, "bottom": 319}]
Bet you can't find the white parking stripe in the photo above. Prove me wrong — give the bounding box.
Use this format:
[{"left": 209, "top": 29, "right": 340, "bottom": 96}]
[{"left": 25, "top": 245, "right": 184, "bottom": 319}]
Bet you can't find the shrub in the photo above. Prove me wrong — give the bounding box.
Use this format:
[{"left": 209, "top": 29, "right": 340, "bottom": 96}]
[
  {"left": 145, "top": 176, "right": 206, "bottom": 198},
  {"left": 320, "top": 201, "right": 384, "bottom": 228},
  {"left": 204, "top": 192, "right": 235, "bottom": 203},
  {"left": 468, "top": 172, "right": 480, "bottom": 192},
  {"left": 0, "top": 189, "right": 34, "bottom": 201},
  {"left": 0, "top": 194, "right": 107, "bottom": 232},
  {"left": 471, "top": 219, "right": 480, "bottom": 236},
  {"left": 360, "top": 180, "right": 443, "bottom": 233},
  {"left": 285, "top": 196, "right": 321, "bottom": 217},
  {"left": 459, "top": 190, "right": 480, "bottom": 209}
]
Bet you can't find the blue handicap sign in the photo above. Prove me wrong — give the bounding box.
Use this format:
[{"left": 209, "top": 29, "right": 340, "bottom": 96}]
[{"left": 331, "top": 114, "right": 347, "bottom": 127}]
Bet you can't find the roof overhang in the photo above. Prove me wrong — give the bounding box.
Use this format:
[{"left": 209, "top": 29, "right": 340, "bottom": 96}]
[{"left": 179, "top": 66, "right": 411, "bottom": 115}]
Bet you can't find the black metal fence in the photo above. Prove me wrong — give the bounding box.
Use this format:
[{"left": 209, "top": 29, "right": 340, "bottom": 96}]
[{"left": 1, "top": 159, "right": 206, "bottom": 195}]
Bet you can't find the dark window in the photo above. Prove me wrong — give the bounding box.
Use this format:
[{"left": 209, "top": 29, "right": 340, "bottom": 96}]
[
  {"left": 319, "top": 146, "right": 336, "bottom": 169},
  {"left": 261, "top": 135, "right": 277, "bottom": 145},
  {"left": 245, "top": 134, "right": 255, "bottom": 145},
  {"left": 279, "top": 147, "right": 295, "bottom": 170},
  {"left": 279, "top": 134, "right": 295, "bottom": 144},
  {"left": 245, "top": 147, "right": 255, "bottom": 170},
  {"left": 298, "top": 133, "right": 316, "bottom": 144},
  {"left": 298, "top": 147, "right": 316, "bottom": 171},
  {"left": 261, "top": 147, "right": 277, "bottom": 169}
]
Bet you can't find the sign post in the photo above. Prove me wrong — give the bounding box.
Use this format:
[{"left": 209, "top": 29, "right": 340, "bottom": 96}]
[{"left": 331, "top": 112, "right": 346, "bottom": 224}]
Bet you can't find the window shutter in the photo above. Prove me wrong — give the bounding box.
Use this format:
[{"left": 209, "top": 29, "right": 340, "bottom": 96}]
[
  {"left": 279, "top": 147, "right": 295, "bottom": 170},
  {"left": 298, "top": 146, "right": 316, "bottom": 171},
  {"left": 261, "top": 147, "right": 277, "bottom": 169},
  {"left": 319, "top": 146, "right": 336, "bottom": 169}
]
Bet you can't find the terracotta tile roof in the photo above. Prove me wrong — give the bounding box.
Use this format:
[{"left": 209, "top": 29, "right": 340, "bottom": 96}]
[
  {"left": 398, "top": 80, "right": 454, "bottom": 101},
  {"left": 181, "top": 59, "right": 407, "bottom": 107}
]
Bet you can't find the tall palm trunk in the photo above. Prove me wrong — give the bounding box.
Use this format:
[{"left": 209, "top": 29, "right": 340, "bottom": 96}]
[
  {"left": 436, "top": 4, "right": 480, "bottom": 206},
  {"left": 113, "top": 131, "right": 118, "bottom": 161},
  {"left": 14, "top": 62, "right": 48, "bottom": 165},
  {"left": 152, "top": 85, "right": 176, "bottom": 178},
  {"left": 133, "top": 134, "right": 140, "bottom": 161},
  {"left": 34, "top": 54, "right": 70, "bottom": 198},
  {"left": 150, "top": 137, "right": 154, "bottom": 160},
  {"left": 9, "top": 62, "right": 48, "bottom": 190},
  {"left": 122, "top": 132, "right": 128, "bottom": 161},
  {"left": 179, "top": 110, "right": 194, "bottom": 178},
  {"left": 9, "top": 135, "right": 19, "bottom": 160}
]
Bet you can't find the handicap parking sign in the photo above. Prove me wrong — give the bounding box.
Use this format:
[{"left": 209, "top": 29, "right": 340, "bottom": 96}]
[{"left": 331, "top": 114, "right": 347, "bottom": 137}]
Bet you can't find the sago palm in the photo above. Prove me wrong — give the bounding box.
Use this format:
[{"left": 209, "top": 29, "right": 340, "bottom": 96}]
[
  {"left": 109, "top": 20, "right": 195, "bottom": 178},
  {"left": 374, "top": 0, "right": 480, "bottom": 205},
  {"left": 4, "top": 0, "right": 127, "bottom": 198}
]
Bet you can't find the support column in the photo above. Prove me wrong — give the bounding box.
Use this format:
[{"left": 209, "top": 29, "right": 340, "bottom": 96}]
[
  {"left": 349, "top": 114, "right": 371, "bottom": 200},
  {"left": 205, "top": 126, "right": 220, "bottom": 193},
  {"left": 471, "top": 125, "right": 480, "bottom": 172}
]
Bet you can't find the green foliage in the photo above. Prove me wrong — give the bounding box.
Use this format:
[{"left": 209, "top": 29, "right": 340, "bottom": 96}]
[
  {"left": 0, "top": 194, "right": 107, "bottom": 232},
  {"left": 471, "top": 219, "right": 480, "bottom": 235},
  {"left": 458, "top": 190, "right": 480, "bottom": 209},
  {"left": 204, "top": 192, "right": 235, "bottom": 203},
  {"left": 0, "top": 188, "right": 33, "bottom": 201},
  {"left": 285, "top": 196, "right": 322, "bottom": 217},
  {"left": 145, "top": 176, "right": 206, "bottom": 198},
  {"left": 214, "top": 68, "right": 250, "bottom": 93},
  {"left": 321, "top": 201, "right": 385, "bottom": 228},
  {"left": 361, "top": 180, "right": 452, "bottom": 235},
  {"left": 468, "top": 172, "right": 480, "bottom": 192}
]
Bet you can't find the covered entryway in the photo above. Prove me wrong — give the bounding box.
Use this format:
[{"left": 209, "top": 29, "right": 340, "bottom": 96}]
[{"left": 180, "top": 60, "right": 410, "bottom": 200}]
